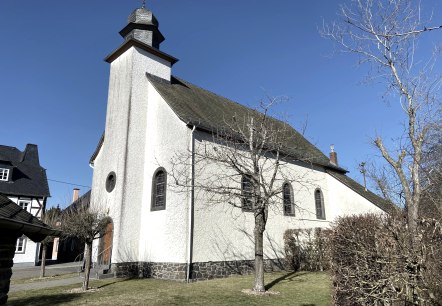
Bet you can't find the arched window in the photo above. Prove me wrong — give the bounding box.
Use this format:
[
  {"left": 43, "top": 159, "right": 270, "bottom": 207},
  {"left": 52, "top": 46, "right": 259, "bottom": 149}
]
[
  {"left": 242, "top": 175, "right": 254, "bottom": 212},
  {"left": 151, "top": 168, "right": 167, "bottom": 211},
  {"left": 283, "top": 182, "right": 295, "bottom": 216},
  {"left": 315, "top": 189, "right": 325, "bottom": 220}
]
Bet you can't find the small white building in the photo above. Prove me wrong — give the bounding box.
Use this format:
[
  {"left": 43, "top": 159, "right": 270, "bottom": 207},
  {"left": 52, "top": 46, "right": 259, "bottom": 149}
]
[
  {"left": 0, "top": 144, "right": 50, "bottom": 265},
  {"left": 90, "top": 6, "right": 391, "bottom": 280}
]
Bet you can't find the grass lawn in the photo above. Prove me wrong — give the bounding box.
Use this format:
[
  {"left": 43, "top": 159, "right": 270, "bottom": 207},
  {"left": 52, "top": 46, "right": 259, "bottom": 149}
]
[{"left": 8, "top": 271, "right": 332, "bottom": 306}]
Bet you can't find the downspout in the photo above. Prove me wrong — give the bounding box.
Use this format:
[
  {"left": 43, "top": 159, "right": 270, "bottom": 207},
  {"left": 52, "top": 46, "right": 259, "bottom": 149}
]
[{"left": 186, "top": 125, "right": 196, "bottom": 282}]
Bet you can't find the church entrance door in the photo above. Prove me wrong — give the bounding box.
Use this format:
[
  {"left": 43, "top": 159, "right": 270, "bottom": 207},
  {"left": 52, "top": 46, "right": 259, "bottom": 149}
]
[{"left": 99, "top": 221, "right": 113, "bottom": 265}]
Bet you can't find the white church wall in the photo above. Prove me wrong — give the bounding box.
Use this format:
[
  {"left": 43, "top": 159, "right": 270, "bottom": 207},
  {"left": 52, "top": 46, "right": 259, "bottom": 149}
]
[
  {"left": 326, "top": 174, "right": 385, "bottom": 218},
  {"left": 190, "top": 132, "right": 334, "bottom": 263},
  {"left": 91, "top": 46, "right": 175, "bottom": 264},
  {"left": 189, "top": 133, "right": 386, "bottom": 263},
  {"left": 137, "top": 82, "right": 190, "bottom": 263}
]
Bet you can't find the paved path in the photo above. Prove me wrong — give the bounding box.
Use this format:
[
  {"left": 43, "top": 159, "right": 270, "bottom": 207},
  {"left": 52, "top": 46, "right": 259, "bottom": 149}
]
[
  {"left": 9, "top": 277, "right": 83, "bottom": 293},
  {"left": 12, "top": 262, "right": 81, "bottom": 280},
  {"left": 10, "top": 262, "right": 84, "bottom": 293}
]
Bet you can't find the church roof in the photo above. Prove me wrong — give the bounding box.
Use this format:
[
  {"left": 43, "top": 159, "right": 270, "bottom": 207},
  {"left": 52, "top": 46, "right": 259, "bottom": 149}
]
[
  {"left": 0, "top": 194, "right": 60, "bottom": 241},
  {"left": 147, "top": 75, "right": 346, "bottom": 172},
  {"left": 0, "top": 144, "right": 50, "bottom": 198}
]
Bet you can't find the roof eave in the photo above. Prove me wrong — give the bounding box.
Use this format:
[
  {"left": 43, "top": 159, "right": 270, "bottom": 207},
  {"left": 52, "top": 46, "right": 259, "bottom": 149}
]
[
  {"left": 104, "top": 38, "right": 179, "bottom": 65},
  {"left": 0, "top": 217, "right": 61, "bottom": 242}
]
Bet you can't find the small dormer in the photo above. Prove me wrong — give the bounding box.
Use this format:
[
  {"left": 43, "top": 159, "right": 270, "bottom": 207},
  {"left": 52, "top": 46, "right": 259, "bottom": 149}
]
[{"left": 0, "top": 161, "right": 13, "bottom": 182}]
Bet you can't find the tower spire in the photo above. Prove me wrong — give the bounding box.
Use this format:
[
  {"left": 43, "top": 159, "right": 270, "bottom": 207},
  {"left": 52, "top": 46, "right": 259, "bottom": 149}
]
[{"left": 119, "top": 4, "right": 165, "bottom": 49}]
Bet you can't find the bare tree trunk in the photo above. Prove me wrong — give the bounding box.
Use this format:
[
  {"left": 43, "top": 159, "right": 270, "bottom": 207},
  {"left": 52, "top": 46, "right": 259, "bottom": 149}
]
[
  {"left": 83, "top": 242, "right": 92, "bottom": 291},
  {"left": 253, "top": 212, "right": 265, "bottom": 292},
  {"left": 40, "top": 244, "right": 47, "bottom": 278}
]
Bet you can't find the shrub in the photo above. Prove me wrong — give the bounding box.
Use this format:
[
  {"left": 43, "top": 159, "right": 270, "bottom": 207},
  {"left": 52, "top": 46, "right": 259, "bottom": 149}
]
[
  {"left": 329, "top": 213, "right": 442, "bottom": 306},
  {"left": 283, "top": 228, "right": 331, "bottom": 272}
]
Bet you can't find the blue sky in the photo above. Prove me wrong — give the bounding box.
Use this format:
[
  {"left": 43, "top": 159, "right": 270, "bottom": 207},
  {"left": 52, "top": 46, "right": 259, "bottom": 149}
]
[{"left": 1, "top": 1, "right": 441, "bottom": 208}]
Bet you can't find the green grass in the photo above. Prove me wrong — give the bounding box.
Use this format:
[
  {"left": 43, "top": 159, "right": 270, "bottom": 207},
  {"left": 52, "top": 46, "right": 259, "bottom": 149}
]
[{"left": 8, "top": 271, "right": 332, "bottom": 306}]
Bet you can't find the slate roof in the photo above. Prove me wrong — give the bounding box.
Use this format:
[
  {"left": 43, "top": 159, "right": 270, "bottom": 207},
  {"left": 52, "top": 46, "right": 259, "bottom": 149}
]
[
  {"left": 65, "top": 190, "right": 91, "bottom": 212},
  {"left": 152, "top": 75, "right": 348, "bottom": 172},
  {"left": 327, "top": 170, "right": 395, "bottom": 213},
  {"left": 0, "top": 144, "right": 50, "bottom": 197},
  {"left": 0, "top": 194, "right": 60, "bottom": 242}
]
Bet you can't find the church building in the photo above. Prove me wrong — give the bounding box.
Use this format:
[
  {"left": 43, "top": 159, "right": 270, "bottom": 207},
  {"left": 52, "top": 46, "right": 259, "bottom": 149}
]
[{"left": 89, "top": 5, "right": 390, "bottom": 281}]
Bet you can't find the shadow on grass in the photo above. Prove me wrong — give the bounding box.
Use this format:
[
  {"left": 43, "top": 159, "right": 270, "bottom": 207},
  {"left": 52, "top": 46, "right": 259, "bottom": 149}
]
[
  {"left": 96, "top": 277, "right": 135, "bottom": 289},
  {"left": 7, "top": 293, "right": 82, "bottom": 306},
  {"left": 265, "top": 271, "right": 307, "bottom": 290}
]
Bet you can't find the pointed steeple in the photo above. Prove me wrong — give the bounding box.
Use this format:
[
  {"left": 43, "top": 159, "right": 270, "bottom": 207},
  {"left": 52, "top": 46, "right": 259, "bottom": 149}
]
[{"left": 119, "top": 6, "right": 165, "bottom": 49}]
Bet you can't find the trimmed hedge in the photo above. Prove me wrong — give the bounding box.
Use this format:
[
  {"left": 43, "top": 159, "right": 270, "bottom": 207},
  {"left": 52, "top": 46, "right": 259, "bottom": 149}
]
[{"left": 329, "top": 213, "right": 442, "bottom": 306}]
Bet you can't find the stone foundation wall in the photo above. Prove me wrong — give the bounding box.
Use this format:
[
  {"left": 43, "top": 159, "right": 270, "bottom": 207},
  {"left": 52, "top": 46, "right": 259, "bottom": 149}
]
[{"left": 112, "top": 258, "right": 287, "bottom": 282}]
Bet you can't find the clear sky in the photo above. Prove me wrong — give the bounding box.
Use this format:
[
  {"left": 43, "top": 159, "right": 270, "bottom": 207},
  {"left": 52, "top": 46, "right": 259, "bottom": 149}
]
[{"left": 1, "top": 1, "right": 441, "bottom": 208}]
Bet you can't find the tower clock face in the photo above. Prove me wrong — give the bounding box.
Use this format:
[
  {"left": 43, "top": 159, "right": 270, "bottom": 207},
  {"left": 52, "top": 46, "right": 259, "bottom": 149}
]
[{"left": 106, "top": 171, "right": 116, "bottom": 193}]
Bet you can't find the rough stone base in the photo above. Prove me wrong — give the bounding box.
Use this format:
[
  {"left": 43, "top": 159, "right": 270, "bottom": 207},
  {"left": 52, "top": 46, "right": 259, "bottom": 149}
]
[{"left": 112, "top": 258, "right": 287, "bottom": 282}]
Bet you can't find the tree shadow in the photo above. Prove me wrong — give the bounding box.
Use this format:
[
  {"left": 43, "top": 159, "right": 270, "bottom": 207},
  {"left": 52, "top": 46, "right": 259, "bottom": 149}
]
[
  {"left": 7, "top": 293, "right": 82, "bottom": 306},
  {"left": 96, "top": 277, "right": 134, "bottom": 289},
  {"left": 265, "top": 271, "right": 306, "bottom": 290}
]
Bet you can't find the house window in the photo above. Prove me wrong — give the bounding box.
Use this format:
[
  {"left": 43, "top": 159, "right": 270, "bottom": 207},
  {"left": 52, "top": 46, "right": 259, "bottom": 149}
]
[
  {"left": 18, "top": 200, "right": 31, "bottom": 212},
  {"left": 242, "top": 175, "right": 254, "bottom": 212},
  {"left": 16, "top": 236, "right": 26, "bottom": 253},
  {"left": 283, "top": 182, "right": 295, "bottom": 216},
  {"left": 315, "top": 189, "right": 326, "bottom": 220},
  {"left": 151, "top": 168, "right": 167, "bottom": 211},
  {"left": 0, "top": 168, "right": 9, "bottom": 181}
]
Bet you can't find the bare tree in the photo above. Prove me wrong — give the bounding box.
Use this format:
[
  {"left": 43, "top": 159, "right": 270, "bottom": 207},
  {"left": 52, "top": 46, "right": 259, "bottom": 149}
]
[
  {"left": 170, "top": 98, "right": 316, "bottom": 292},
  {"left": 420, "top": 131, "right": 442, "bottom": 217},
  {"left": 322, "top": 0, "right": 442, "bottom": 233},
  {"left": 39, "top": 206, "right": 61, "bottom": 278},
  {"left": 61, "top": 199, "right": 110, "bottom": 291}
]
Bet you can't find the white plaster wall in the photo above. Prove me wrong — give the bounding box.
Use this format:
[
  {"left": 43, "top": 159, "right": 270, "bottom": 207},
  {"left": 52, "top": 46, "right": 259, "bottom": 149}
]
[
  {"left": 8, "top": 196, "right": 43, "bottom": 264},
  {"left": 137, "top": 82, "right": 190, "bottom": 263},
  {"left": 326, "top": 174, "right": 384, "bottom": 218},
  {"left": 190, "top": 132, "right": 384, "bottom": 263},
  {"left": 90, "top": 45, "right": 179, "bottom": 264}
]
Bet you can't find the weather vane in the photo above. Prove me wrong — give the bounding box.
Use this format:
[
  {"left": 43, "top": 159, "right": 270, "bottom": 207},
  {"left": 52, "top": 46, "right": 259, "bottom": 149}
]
[{"left": 141, "top": 0, "right": 146, "bottom": 9}]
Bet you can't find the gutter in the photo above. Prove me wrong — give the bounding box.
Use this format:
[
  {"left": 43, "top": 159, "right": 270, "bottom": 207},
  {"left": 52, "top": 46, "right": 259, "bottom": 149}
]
[{"left": 186, "top": 125, "right": 196, "bottom": 282}]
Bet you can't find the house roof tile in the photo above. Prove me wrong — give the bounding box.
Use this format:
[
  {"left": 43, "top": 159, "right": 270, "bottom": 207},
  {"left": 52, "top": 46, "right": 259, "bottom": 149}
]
[{"left": 0, "top": 144, "right": 50, "bottom": 198}]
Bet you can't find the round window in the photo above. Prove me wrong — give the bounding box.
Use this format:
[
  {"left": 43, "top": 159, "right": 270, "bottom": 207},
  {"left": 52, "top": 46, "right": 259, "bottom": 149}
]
[{"left": 105, "top": 171, "right": 116, "bottom": 193}]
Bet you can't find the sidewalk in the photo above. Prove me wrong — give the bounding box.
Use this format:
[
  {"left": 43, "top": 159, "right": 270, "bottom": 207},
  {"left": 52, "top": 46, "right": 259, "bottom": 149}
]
[
  {"left": 12, "top": 262, "right": 81, "bottom": 280},
  {"left": 9, "top": 276, "right": 83, "bottom": 293}
]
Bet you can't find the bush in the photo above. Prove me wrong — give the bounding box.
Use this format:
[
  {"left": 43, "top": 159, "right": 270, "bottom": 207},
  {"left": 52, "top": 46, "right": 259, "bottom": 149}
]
[
  {"left": 284, "top": 228, "right": 331, "bottom": 272},
  {"left": 329, "top": 213, "right": 442, "bottom": 306}
]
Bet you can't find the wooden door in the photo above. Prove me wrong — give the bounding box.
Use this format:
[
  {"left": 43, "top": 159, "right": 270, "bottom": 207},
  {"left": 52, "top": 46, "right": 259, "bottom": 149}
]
[{"left": 102, "top": 222, "right": 113, "bottom": 265}]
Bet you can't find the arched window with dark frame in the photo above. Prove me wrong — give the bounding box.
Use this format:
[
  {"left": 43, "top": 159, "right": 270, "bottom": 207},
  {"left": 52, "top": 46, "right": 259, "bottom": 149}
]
[
  {"left": 315, "top": 188, "right": 325, "bottom": 220},
  {"left": 151, "top": 168, "right": 167, "bottom": 211},
  {"left": 283, "top": 182, "right": 295, "bottom": 216},
  {"left": 241, "top": 175, "right": 254, "bottom": 212}
]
